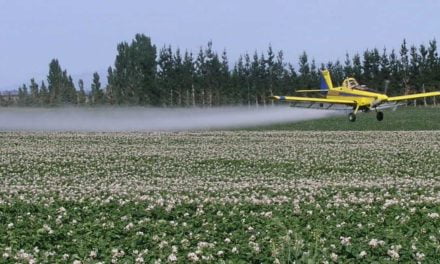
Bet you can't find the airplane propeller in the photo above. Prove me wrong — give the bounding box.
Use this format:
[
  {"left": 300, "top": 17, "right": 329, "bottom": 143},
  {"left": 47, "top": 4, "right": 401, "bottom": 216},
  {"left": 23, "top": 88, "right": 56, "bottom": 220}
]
[{"left": 371, "top": 80, "right": 391, "bottom": 108}]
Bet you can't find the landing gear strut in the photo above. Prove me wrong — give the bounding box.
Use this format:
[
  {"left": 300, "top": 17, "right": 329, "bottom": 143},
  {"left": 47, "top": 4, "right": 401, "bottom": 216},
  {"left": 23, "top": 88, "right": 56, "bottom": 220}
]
[
  {"left": 348, "top": 105, "right": 360, "bottom": 122},
  {"left": 376, "top": 111, "right": 384, "bottom": 121}
]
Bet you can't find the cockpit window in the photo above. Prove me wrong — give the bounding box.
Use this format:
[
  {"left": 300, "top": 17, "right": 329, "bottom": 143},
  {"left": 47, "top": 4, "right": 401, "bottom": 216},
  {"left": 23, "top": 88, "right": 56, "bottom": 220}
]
[
  {"left": 348, "top": 80, "right": 357, "bottom": 88},
  {"left": 343, "top": 78, "right": 359, "bottom": 88},
  {"left": 342, "top": 78, "right": 378, "bottom": 92}
]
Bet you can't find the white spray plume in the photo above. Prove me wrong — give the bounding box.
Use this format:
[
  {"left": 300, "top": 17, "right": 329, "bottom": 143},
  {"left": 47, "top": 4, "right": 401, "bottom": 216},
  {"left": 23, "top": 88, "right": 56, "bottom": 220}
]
[{"left": 0, "top": 106, "right": 339, "bottom": 132}]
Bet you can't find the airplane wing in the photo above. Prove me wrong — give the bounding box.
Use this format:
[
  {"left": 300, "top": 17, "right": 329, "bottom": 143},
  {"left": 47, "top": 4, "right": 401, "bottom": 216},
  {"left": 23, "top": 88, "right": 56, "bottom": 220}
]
[
  {"left": 269, "top": 96, "right": 356, "bottom": 106},
  {"left": 387, "top": 91, "right": 440, "bottom": 102},
  {"left": 376, "top": 102, "right": 406, "bottom": 110}
]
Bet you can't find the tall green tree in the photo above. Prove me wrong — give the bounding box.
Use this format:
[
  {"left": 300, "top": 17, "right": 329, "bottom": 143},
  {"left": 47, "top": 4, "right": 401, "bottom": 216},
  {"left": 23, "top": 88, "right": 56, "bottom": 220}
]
[
  {"left": 91, "top": 72, "right": 104, "bottom": 104},
  {"left": 298, "top": 51, "right": 310, "bottom": 88},
  {"left": 218, "top": 49, "right": 231, "bottom": 105},
  {"left": 77, "top": 79, "right": 86, "bottom": 105},
  {"left": 111, "top": 34, "right": 157, "bottom": 105},
  {"left": 182, "top": 51, "right": 195, "bottom": 106},
  {"left": 400, "top": 39, "right": 410, "bottom": 91},
  {"left": 409, "top": 45, "right": 420, "bottom": 89},
  {"left": 47, "top": 59, "right": 63, "bottom": 104},
  {"left": 29, "top": 78, "right": 39, "bottom": 105},
  {"left": 352, "top": 53, "right": 363, "bottom": 81},
  {"left": 157, "top": 45, "right": 174, "bottom": 106},
  {"left": 39, "top": 81, "right": 49, "bottom": 105},
  {"left": 17, "top": 84, "right": 30, "bottom": 106},
  {"left": 343, "top": 53, "right": 353, "bottom": 78},
  {"left": 427, "top": 40, "right": 439, "bottom": 83}
]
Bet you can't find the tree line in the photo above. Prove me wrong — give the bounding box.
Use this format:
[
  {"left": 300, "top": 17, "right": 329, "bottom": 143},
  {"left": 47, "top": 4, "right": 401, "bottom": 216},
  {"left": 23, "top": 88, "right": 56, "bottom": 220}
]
[{"left": 1, "top": 34, "right": 440, "bottom": 107}]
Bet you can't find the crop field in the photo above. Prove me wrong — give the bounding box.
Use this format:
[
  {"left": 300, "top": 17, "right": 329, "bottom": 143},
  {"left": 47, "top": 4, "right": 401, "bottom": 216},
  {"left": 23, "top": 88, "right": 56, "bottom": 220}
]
[{"left": 1, "top": 130, "right": 440, "bottom": 263}]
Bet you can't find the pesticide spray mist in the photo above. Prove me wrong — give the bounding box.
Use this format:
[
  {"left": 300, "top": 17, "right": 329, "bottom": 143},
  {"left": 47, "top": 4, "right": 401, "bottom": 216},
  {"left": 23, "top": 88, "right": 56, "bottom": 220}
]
[{"left": 0, "top": 106, "right": 339, "bottom": 132}]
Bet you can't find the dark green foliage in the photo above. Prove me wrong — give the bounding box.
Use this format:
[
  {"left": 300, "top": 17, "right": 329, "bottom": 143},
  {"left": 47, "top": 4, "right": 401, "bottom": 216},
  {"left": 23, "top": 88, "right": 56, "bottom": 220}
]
[
  {"left": 46, "top": 59, "right": 78, "bottom": 105},
  {"left": 39, "top": 81, "right": 49, "bottom": 105},
  {"left": 108, "top": 34, "right": 157, "bottom": 105},
  {"left": 47, "top": 59, "right": 63, "bottom": 105},
  {"left": 29, "top": 78, "right": 39, "bottom": 105},
  {"left": 90, "top": 72, "right": 104, "bottom": 105},
  {"left": 17, "top": 84, "right": 29, "bottom": 106},
  {"left": 8, "top": 37, "right": 440, "bottom": 107},
  {"left": 77, "top": 79, "right": 86, "bottom": 105}
]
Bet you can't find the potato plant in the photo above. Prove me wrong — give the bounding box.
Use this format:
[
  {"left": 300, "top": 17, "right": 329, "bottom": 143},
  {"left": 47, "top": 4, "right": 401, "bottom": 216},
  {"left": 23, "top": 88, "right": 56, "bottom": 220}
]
[{"left": 1, "top": 131, "right": 439, "bottom": 263}]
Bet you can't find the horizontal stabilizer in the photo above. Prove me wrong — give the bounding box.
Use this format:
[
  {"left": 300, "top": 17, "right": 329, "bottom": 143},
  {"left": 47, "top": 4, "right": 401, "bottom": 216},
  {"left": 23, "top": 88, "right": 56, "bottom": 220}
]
[{"left": 296, "top": 89, "right": 329, "bottom": 93}]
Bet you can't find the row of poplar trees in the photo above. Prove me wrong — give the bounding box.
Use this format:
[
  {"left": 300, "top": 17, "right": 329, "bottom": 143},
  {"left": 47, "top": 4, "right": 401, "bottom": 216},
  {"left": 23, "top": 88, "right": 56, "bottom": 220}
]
[{"left": 4, "top": 34, "right": 440, "bottom": 107}]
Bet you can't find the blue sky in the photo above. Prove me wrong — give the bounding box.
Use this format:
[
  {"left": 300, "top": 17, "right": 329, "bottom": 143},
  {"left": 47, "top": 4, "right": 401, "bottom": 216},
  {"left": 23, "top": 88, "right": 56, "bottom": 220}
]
[{"left": 1, "top": 0, "right": 439, "bottom": 90}]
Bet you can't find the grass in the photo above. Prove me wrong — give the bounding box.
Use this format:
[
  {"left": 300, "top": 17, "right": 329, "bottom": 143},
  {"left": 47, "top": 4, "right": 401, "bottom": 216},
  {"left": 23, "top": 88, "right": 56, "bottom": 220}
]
[{"left": 251, "top": 106, "right": 440, "bottom": 131}]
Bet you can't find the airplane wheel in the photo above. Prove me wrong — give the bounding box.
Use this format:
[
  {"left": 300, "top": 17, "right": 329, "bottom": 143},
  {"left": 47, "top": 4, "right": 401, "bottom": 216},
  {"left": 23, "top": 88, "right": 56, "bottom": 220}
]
[
  {"left": 376, "top": 111, "right": 384, "bottom": 121},
  {"left": 348, "top": 113, "right": 356, "bottom": 122}
]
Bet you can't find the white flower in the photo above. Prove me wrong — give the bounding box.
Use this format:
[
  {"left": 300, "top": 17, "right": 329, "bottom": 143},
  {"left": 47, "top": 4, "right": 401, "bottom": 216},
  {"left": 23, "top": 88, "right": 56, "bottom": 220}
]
[
  {"left": 197, "top": 241, "right": 209, "bottom": 249},
  {"left": 415, "top": 252, "right": 425, "bottom": 261},
  {"left": 231, "top": 247, "right": 238, "bottom": 253},
  {"left": 135, "top": 256, "right": 145, "bottom": 263},
  {"left": 340, "top": 236, "right": 351, "bottom": 246},
  {"left": 167, "top": 253, "right": 177, "bottom": 262},
  {"left": 249, "top": 242, "right": 260, "bottom": 253},
  {"left": 172, "top": 245, "right": 178, "bottom": 253},
  {"left": 359, "top": 251, "right": 367, "bottom": 258},
  {"left": 187, "top": 252, "right": 199, "bottom": 262},
  {"left": 387, "top": 249, "right": 399, "bottom": 260},
  {"left": 368, "top": 238, "right": 384, "bottom": 248},
  {"left": 224, "top": 238, "right": 231, "bottom": 243},
  {"left": 73, "top": 260, "right": 82, "bottom": 264},
  {"left": 158, "top": 241, "right": 168, "bottom": 249},
  {"left": 43, "top": 224, "right": 54, "bottom": 234},
  {"left": 89, "top": 250, "right": 97, "bottom": 258},
  {"left": 125, "top": 222, "right": 134, "bottom": 230},
  {"left": 7, "top": 223, "right": 14, "bottom": 229},
  {"left": 330, "top": 252, "right": 338, "bottom": 261},
  {"left": 428, "top": 212, "right": 439, "bottom": 219}
]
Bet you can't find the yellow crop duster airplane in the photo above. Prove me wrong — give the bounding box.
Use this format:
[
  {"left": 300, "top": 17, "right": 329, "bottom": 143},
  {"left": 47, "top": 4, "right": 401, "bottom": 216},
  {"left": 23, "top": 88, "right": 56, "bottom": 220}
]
[{"left": 270, "top": 70, "right": 440, "bottom": 122}]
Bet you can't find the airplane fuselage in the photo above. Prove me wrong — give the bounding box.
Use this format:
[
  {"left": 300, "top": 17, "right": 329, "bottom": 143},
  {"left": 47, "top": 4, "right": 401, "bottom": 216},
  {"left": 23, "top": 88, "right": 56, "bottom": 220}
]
[{"left": 326, "top": 86, "right": 388, "bottom": 109}]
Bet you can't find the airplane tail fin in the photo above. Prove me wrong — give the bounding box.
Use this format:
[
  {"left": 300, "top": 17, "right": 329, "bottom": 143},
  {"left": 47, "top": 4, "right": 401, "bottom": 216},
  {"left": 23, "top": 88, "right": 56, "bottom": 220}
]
[{"left": 320, "top": 70, "right": 334, "bottom": 93}]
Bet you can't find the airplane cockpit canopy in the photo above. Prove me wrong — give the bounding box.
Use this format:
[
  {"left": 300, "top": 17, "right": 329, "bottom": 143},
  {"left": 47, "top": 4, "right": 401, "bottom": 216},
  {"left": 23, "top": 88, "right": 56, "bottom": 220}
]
[
  {"left": 343, "top": 78, "right": 360, "bottom": 89},
  {"left": 342, "top": 78, "right": 378, "bottom": 92}
]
